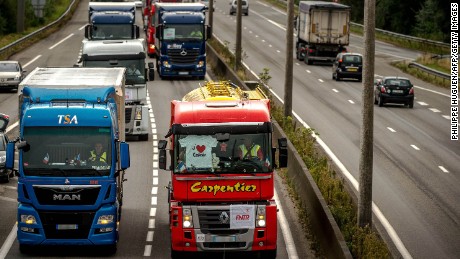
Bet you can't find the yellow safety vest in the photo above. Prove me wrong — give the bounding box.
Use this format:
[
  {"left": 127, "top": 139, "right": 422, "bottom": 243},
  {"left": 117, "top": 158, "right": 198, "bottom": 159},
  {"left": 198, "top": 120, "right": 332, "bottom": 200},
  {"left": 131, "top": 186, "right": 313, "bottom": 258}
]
[
  {"left": 239, "top": 144, "right": 261, "bottom": 159},
  {"left": 90, "top": 151, "right": 107, "bottom": 162}
]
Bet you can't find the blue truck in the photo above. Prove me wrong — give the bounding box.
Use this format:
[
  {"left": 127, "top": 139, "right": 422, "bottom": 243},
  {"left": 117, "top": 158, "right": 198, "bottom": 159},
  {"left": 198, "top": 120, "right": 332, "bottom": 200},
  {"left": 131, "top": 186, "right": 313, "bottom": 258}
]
[
  {"left": 85, "top": 2, "right": 140, "bottom": 40},
  {"left": 154, "top": 3, "right": 211, "bottom": 80},
  {"left": 6, "top": 67, "right": 130, "bottom": 254}
]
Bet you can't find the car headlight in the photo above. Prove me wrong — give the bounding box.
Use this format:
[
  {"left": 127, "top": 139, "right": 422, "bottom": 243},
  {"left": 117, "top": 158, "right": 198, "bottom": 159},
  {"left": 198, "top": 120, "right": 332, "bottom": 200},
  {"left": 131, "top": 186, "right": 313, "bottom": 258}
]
[
  {"left": 97, "top": 215, "right": 114, "bottom": 225},
  {"left": 15, "top": 74, "right": 21, "bottom": 80},
  {"left": 135, "top": 106, "right": 142, "bottom": 120},
  {"left": 21, "top": 215, "right": 37, "bottom": 225},
  {"left": 183, "top": 208, "right": 193, "bottom": 228},
  {"left": 0, "top": 155, "right": 6, "bottom": 164}
]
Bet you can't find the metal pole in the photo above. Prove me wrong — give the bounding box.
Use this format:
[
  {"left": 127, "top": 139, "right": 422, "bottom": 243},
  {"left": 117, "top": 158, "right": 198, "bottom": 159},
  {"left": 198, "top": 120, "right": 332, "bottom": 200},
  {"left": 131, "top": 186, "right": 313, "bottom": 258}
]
[
  {"left": 235, "top": 0, "right": 242, "bottom": 71},
  {"left": 284, "top": 0, "right": 294, "bottom": 118}
]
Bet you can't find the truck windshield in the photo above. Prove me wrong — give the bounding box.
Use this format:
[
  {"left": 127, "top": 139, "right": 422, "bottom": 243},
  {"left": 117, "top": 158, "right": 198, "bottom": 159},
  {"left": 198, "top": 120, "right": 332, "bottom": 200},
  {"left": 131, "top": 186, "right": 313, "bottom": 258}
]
[
  {"left": 84, "top": 59, "right": 146, "bottom": 85},
  {"left": 22, "top": 127, "right": 112, "bottom": 177},
  {"left": 91, "top": 24, "right": 133, "bottom": 40},
  {"left": 174, "top": 133, "right": 272, "bottom": 174},
  {"left": 163, "top": 24, "right": 203, "bottom": 41}
]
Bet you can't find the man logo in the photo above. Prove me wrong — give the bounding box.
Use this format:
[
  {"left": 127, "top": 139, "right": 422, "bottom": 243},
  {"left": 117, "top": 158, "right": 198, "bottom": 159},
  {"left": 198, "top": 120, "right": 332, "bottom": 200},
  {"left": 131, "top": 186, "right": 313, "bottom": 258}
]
[{"left": 53, "top": 194, "right": 81, "bottom": 201}]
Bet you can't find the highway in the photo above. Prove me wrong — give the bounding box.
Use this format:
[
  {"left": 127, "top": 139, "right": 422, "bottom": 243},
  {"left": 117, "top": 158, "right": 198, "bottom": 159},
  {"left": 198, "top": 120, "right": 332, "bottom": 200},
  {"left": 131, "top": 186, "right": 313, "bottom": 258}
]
[
  {"left": 0, "top": 1, "right": 312, "bottom": 258},
  {"left": 0, "top": 0, "right": 458, "bottom": 258}
]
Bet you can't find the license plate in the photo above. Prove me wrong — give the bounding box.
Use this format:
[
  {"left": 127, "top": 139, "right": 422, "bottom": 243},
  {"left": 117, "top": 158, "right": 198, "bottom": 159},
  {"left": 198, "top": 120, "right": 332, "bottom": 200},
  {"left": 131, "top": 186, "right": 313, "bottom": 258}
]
[
  {"left": 56, "top": 224, "right": 78, "bottom": 230},
  {"left": 212, "top": 235, "right": 236, "bottom": 242},
  {"left": 392, "top": 90, "right": 404, "bottom": 93},
  {"left": 347, "top": 68, "right": 357, "bottom": 72},
  {"left": 178, "top": 71, "right": 189, "bottom": 75}
]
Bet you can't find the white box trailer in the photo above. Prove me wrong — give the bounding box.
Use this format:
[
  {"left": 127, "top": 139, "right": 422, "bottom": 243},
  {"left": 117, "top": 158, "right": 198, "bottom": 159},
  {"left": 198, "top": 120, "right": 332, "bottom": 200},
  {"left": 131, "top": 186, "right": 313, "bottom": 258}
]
[{"left": 295, "top": 1, "right": 351, "bottom": 65}]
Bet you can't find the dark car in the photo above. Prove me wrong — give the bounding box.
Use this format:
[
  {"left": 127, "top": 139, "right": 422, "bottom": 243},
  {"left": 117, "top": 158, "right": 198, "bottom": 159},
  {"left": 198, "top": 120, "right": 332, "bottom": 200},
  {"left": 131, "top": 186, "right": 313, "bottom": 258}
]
[
  {"left": 374, "top": 76, "right": 414, "bottom": 108},
  {"left": 332, "top": 52, "right": 363, "bottom": 81},
  {"left": 0, "top": 113, "right": 11, "bottom": 182}
]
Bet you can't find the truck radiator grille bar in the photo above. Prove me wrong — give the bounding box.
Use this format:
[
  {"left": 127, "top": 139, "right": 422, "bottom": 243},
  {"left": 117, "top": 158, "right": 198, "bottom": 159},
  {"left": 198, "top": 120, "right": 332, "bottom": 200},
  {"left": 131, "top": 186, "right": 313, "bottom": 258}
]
[
  {"left": 166, "top": 49, "right": 200, "bottom": 64},
  {"left": 203, "top": 242, "right": 246, "bottom": 249},
  {"left": 125, "top": 107, "right": 132, "bottom": 123},
  {"left": 39, "top": 211, "right": 96, "bottom": 239},
  {"left": 198, "top": 209, "right": 230, "bottom": 229},
  {"left": 33, "top": 186, "right": 101, "bottom": 205}
]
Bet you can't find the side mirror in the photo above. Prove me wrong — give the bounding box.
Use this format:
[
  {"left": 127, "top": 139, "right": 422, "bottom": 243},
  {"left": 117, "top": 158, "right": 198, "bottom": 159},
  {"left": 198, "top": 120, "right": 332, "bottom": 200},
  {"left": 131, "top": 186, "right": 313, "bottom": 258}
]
[
  {"left": 120, "top": 142, "right": 130, "bottom": 170},
  {"left": 134, "top": 25, "right": 140, "bottom": 39},
  {"left": 148, "top": 62, "right": 155, "bottom": 81},
  {"left": 278, "top": 138, "right": 288, "bottom": 168},
  {"left": 158, "top": 140, "right": 167, "bottom": 170},
  {"left": 206, "top": 25, "right": 212, "bottom": 40},
  {"left": 84, "top": 24, "right": 91, "bottom": 39},
  {"left": 6, "top": 142, "right": 16, "bottom": 170},
  {"left": 17, "top": 140, "right": 30, "bottom": 152}
]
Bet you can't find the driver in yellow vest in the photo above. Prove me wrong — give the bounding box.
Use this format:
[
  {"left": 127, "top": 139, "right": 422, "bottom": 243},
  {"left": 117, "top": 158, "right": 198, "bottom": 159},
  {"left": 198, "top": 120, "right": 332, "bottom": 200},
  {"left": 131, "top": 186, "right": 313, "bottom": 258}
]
[
  {"left": 89, "top": 142, "right": 107, "bottom": 164},
  {"left": 238, "top": 138, "right": 264, "bottom": 161}
]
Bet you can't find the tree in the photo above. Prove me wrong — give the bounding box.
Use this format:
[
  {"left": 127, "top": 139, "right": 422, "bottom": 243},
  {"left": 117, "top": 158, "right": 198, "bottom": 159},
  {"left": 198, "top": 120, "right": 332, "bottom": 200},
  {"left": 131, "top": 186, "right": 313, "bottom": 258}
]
[{"left": 412, "top": 0, "right": 444, "bottom": 41}]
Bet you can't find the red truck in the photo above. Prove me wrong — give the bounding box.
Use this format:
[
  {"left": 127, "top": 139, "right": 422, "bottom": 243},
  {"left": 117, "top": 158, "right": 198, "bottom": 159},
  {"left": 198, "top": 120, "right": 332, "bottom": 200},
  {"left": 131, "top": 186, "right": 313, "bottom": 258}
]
[
  {"left": 143, "top": 0, "right": 184, "bottom": 57},
  {"left": 158, "top": 81, "right": 288, "bottom": 258}
]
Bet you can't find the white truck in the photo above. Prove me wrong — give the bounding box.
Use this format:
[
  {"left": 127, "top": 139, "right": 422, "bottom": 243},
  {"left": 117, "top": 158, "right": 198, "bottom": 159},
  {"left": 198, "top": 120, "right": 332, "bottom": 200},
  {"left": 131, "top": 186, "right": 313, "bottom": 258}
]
[
  {"left": 81, "top": 40, "right": 155, "bottom": 141},
  {"left": 295, "top": 1, "right": 351, "bottom": 65}
]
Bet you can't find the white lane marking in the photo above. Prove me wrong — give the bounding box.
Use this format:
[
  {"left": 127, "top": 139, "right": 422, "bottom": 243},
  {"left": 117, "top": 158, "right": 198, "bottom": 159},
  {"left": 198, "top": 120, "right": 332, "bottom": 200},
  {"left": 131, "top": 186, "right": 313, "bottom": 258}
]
[
  {"left": 318, "top": 79, "right": 324, "bottom": 83},
  {"left": 79, "top": 25, "right": 86, "bottom": 30},
  {"left": 0, "top": 225, "right": 17, "bottom": 258},
  {"left": 417, "top": 102, "right": 429, "bottom": 106},
  {"left": 150, "top": 208, "right": 157, "bottom": 217},
  {"left": 152, "top": 187, "right": 158, "bottom": 195},
  {"left": 0, "top": 196, "right": 16, "bottom": 202},
  {"left": 274, "top": 189, "right": 299, "bottom": 259},
  {"left": 428, "top": 108, "right": 441, "bottom": 113},
  {"left": 276, "top": 50, "right": 280, "bottom": 53},
  {"left": 269, "top": 44, "right": 272, "bottom": 48},
  {"left": 305, "top": 70, "right": 311, "bottom": 73},
  {"left": 414, "top": 85, "right": 450, "bottom": 97},
  {"left": 332, "top": 89, "right": 339, "bottom": 93},
  {"left": 387, "top": 127, "right": 397, "bottom": 132},
  {"left": 146, "top": 231, "right": 154, "bottom": 242},
  {"left": 153, "top": 177, "right": 158, "bottom": 185},
  {"left": 49, "top": 33, "right": 74, "bottom": 50},
  {"left": 438, "top": 166, "right": 449, "bottom": 173},
  {"left": 148, "top": 219, "right": 155, "bottom": 229},
  {"left": 143, "top": 245, "right": 152, "bottom": 256},
  {"left": 442, "top": 115, "right": 451, "bottom": 120},
  {"left": 23, "top": 55, "right": 41, "bottom": 68},
  {"left": 151, "top": 196, "right": 157, "bottom": 205},
  {"left": 153, "top": 169, "right": 158, "bottom": 177},
  {"left": 348, "top": 100, "right": 355, "bottom": 104},
  {"left": 410, "top": 145, "right": 420, "bottom": 150}
]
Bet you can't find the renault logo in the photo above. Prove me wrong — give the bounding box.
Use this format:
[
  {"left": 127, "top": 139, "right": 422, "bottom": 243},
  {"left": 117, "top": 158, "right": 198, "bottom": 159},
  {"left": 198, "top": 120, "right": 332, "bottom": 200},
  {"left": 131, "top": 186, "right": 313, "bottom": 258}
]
[
  {"left": 180, "top": 49, "right": 187, "bottom": 56},
  {"left": 65, "top": 179, "right": 70, "bottom": 185},
  {"left": 219, "top": 211, "right": 229, "bottom": 224}
]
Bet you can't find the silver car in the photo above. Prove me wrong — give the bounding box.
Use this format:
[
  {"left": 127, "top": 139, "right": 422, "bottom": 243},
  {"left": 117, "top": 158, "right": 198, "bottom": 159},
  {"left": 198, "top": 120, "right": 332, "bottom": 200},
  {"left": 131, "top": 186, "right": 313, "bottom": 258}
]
[
  {"left": 229, "top": 0, "right": 249, "bottom": 16},
  {"left": 0, "top": 60, "right": 26, "bottom": 92}
]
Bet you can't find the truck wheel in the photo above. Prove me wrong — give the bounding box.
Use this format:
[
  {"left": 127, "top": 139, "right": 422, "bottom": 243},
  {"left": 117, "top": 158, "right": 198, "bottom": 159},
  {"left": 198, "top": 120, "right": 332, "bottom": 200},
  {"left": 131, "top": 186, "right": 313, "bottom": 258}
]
[
  {"left": 19, "top": 244, "right": 32, "bottom": 254},
  {"left": 171, "top": 249, "right": 184, "bottom": 259},
  {"left": 259, "top": 249, "right": 277, "bottom": 259},
  {"left": 0, "top": 171, "right": 9, "bottom": 183},
  {"left": 101, "top": 244, "right": 117, "bottom": 255}
]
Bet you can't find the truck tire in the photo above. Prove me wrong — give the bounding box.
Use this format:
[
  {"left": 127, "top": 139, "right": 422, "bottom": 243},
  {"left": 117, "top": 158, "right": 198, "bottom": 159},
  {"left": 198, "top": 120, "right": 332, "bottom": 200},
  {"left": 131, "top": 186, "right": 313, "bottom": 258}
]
[
  {"left": 19, "top": 244, "right": 32, "bottom": 254},
  {"left": 139, "top": 134, "right": 149, "bottom": 141},
  {"left": 171, "top": 249, "right": 184, "bottom": 259},
  {"left": 258, "top": 249, "right": 277, "bottom": 259}
]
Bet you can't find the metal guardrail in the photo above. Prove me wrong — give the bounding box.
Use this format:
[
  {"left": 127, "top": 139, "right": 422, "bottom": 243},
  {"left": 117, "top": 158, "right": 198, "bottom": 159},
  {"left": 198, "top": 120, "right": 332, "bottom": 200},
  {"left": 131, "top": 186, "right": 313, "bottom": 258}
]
[
  {"left": 350, "top": 22, "right": 449, "bottom": 52},
  {"left": 408, "top": 61, "right": 450, "bottom": 82},
  {"left": 0, "top": 0, "right": 77, "bottom": 59}
]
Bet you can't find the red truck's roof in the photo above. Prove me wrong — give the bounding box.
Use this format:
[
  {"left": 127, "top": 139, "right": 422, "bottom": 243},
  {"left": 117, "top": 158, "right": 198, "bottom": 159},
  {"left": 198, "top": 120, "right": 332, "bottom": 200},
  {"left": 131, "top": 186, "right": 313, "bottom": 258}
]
[{"left": 171, "top": 100, "right": 270, "bottom": 125}]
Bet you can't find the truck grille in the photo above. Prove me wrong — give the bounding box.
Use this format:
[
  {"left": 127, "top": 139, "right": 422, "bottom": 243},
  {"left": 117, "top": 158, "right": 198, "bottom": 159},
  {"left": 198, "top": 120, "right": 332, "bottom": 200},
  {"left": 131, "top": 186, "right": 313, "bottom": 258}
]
[
  {"left": 39, "top": 211, "right": 96, "bottom": 239},
  {"left": 167, "top": 49, "right": 200, "bottom": 64},
  {"left": 203, "top": 242, "right": 246, "bottom": 249},
  {"left": 33, "top": 186, "right": 100, "bottom": 206},
  {"left": 125, "top": 107, "right": 132, "bottom": 123}
]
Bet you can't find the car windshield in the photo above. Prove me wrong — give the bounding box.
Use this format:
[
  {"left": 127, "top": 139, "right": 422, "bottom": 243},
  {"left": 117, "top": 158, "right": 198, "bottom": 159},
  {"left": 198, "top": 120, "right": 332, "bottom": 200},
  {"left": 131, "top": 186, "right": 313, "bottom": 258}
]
[
  {"left": 0, "top": 63, "right": 19, "bottom": 72},
  {"left": 385, "top": 79, "right": 410, "bottom": 86},
  {"left": 342, "top": 55, "right": 362, "bottom": 64},
  {"left": 91, "top": 24, "right": 133, "bottom": 40},
  {"left": 22, "top": 126, "right": 112, "bottom": 177},
  {"left": 174, "top": 133, "right": 272, "bottom": 174},
  {"left": 84, "top": 59, "right": 146, "bottom": 85}
]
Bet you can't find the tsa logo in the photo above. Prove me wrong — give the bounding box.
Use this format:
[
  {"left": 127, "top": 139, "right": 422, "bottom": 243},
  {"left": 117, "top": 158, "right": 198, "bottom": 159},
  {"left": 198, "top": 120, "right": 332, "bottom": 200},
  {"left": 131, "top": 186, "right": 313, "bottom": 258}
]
[{"left": 58, "top": 115, "right": 78, "bottom": 124}]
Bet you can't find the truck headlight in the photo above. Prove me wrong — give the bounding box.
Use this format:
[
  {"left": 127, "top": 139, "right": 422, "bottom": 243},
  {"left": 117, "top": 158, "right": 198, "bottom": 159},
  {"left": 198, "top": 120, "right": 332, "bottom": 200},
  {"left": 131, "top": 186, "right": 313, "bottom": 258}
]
[
  {"left": 0, "top": 155, "right": 6, "bottom": 164},
  {"left": 196, "top": 61, "right": 204, "bottom": 68},
  {"left": 162, "top": 61, "right": 171, "bottom": 68},
  {"left": 21, "top": 215, "right": 37, "bottom": 225},
  {"left": 135, "top": 107, "right": 142, "bottom": 120},
  {"left": 256, "top": 206, "right": 266, "bottom": 227},
  {"left": 183, "top": 208, "right": 193, "bottom": 228},
  {"left": 97, "top": 215, "right": 114, "bottom": 225}
]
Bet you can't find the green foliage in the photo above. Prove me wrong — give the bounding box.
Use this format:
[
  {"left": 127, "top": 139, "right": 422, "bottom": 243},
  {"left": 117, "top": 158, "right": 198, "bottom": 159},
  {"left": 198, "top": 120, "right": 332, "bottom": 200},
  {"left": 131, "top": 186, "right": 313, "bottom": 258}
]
[
  {"left": 412, "top": 0, "right": 444, "bottom": 41},
  {"left": 271, "top": 104, "right": 390, "bottom": 258}
]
